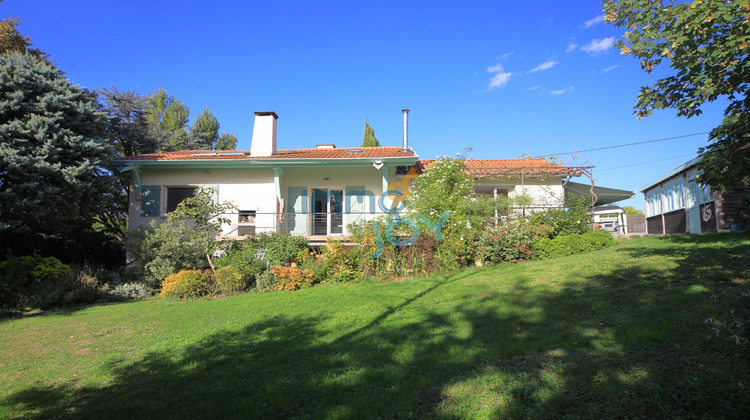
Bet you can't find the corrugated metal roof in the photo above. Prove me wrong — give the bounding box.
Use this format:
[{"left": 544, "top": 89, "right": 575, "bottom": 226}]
[{"left": 640, "top": 156, "right": 701, "bottom": 192}]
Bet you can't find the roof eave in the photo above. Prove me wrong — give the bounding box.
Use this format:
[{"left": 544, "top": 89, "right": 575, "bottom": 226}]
[{"left": 112, "top": 155, "right": 419, "bottom": 170}]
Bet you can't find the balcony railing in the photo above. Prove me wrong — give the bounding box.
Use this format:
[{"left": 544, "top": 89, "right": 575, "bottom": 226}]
[{"left": 219, "top": 205, "right": 568, "bottom": 238}]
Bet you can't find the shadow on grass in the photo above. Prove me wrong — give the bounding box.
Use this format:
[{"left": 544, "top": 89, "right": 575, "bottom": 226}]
[{"left": 4, "top": 234, "right": 750, "bottom": 419}]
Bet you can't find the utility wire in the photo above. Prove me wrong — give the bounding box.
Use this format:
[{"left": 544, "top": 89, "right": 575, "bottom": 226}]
[
  {"left": 596, "top": 153, "right": 698, "bottom": 172},
  {"left": 536, "top": 132, "right": 710, "bottom": 158}
]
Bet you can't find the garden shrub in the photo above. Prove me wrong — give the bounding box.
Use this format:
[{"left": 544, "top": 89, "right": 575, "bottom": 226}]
[
  {"left": 256, "top": 270, "right": 276, "bottom": 292},
  {"left": 528, "top": 194, "right": 593, "bottom": 239},
  {"left": 322, "top": 239, "right": 362, "bottom": 282},
  {"left": 270, "top": 266, "right": 315, "bottom": 291},
  {"left": 254, "top": 232, "right": 309, "bottom": 267},
  {"left": 214, "top": 240, "right": 264, "bottom": 288},
  {"left": 127, "top": 220, "right": 208, "bottom": 287},
  {"left": 297, "top": 249, "right": 332, "bottom": 283},
  {"left": 160, "top": 269, "right": 210, "bottom": 298},
  {"left": 212, "top": 266, "right": 247, "bottom": 294},
  {"left": 532, "top": 229, "right": 614, "bottom": 259},
  {"left": 0, "top": 255, "right": 76, "bottom": 309},
  {"left": 106, "top": 283, "right": 155, "bottom": 300},
  {"left": 475, "top": 221, "right": 534, "bottom": 265}
]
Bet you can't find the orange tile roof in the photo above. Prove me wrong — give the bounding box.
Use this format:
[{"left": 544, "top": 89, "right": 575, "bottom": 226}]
[
  {"left": 416, "top": 159, "right": 580, "bottom": 176},
  {"left": 114, "top": 146, "right": 416, "bottom": 162}
]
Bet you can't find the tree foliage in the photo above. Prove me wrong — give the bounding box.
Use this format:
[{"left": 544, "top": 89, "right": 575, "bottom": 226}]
[
  {"left": 189, "top": 107, "right": 220, "bottom": 149},
  {"left": 216, "top": 131, "right": 238, "bottom": 150},
  {"left": 96, "top": 87, "right": 161, "bottom": 239},
  {"left": 361, "top": 118, "right": 381, "bottom": 147},
  {"left": 0, "top": 17, "right": 51, "bottom": 64},
  {"left": 0, "top": 52, "right": 114, "bottom": 236},
  {"left": 603, "top": 0, "right": 750, "bottom": 190},
  {"left": 145, "top": 87, "right": 190, "bottom": 151},
  {"left": 166, "top": 187, "right": 237, "bottom": 272}
]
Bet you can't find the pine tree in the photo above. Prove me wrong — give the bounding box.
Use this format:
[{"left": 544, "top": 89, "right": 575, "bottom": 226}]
[
  {"left": 0, "top": 52, "right": 114, "bottom": 238},
  {"left": 188, "top": 107, "right": 220, "bottom": 149},
  {"left": 361, "top": 118, "right": 381, "bottom": 147},
  {"left": 215, "top": 132, "right": 238, "bottom": 150},
  {"left": 145, "top": 87, "right": 189, "bottom": 151}
]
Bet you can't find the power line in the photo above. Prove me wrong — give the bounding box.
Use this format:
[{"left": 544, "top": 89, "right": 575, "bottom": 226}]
[
  {"left": 596, "top": 153, "right": 698, "bottom": 172},
  {"left": 536, "top": 132, "right": 710, "bottom": 158}
]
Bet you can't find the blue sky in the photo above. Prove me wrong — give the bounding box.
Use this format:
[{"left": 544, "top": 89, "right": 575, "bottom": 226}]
[{"left": 2, "top": 0, "right": 728, "bottom": 209}]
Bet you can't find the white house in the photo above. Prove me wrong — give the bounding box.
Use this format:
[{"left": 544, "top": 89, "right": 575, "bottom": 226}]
[
  {"left": 114, "top": 112, "right": 419, "bottom": 239},
  {"left": 114, "top": 111, "right": 634, "bottom": 239}
]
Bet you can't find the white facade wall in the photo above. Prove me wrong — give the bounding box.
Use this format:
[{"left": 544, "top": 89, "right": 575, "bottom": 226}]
[
  {"left": 128, "top": 165, "right": 399, "bottom": 237},
  {"left": 128, "top": 167, "right": 276, "bottom": 236},
  {"left": 473, "top": 176, "right": 566, "bottom": 213}
]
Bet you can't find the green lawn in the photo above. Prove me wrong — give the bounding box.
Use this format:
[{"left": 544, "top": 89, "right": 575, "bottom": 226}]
[{"left": 1, "top": 233, "right": 749, "bottom": 419}]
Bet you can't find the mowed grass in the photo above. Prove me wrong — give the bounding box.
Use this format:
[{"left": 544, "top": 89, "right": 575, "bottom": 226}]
[{"left": 1, "top": 233, "right": 749, "bottom": 419}]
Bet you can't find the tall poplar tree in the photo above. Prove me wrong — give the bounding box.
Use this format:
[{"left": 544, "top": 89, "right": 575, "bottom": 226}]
[
  {"left": 0, "top": 52, "right": 114, "bottom": 242},
  {"left": 361, "top": 118, "right": 381, "bottom": 147}
]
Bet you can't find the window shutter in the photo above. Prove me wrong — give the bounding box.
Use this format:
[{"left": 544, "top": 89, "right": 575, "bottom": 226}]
[{"left": 140, "top": 186, "right": 161, "bottom": 217}]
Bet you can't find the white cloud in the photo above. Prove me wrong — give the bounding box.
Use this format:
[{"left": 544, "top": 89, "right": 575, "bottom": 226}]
[
  {"left": 528, "top": 85, "right": 542, "bottom": 91},
  {"left": 550, "top": 86, "right": 573, "bottom": 95},
  {"left": 487, "top": 63, "right": 505, "bottom": 73},
  {"left": 584, "top": 15, "right": 604, "bottom": 28},
  {"left": 488, "top": 71, "right": 513, "bottom": 89},
  {"left": 487, "top": 63, "right": 513, "bottom": 89},
  {"left": 603, "top": 64, "right": 620, "bottom": 72},
  {"left": 581, "top": 37, "right": 615, "bottom": 55},
  {"left": 566, "top": 43, "right": 578, "bottom": 53},
  {"left": 528, "top": 60, "right": 558, "bottom": 73}
]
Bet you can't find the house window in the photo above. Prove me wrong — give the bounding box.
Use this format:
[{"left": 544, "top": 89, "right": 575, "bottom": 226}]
[
  {"left": 645, "top": 188, "right": 661, "bottom": 217},
  {"left": 237, "top": 211, "right": 256, "bottom": 236},
  {"left": 474, "top": 186, "right": 509, "bottom": 197},
  {"left": 166, "top": 187, "right": 198, "bottom": 213},
  {"left": 662, "top": 178, "right": 684, "bottom": 213}
]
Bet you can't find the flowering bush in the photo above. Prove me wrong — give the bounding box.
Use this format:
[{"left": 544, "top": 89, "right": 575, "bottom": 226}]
[
  {"left": 475, "top": 221, "right": 534, "bottom": 265},
  {"left": 161, "top": 269, "right": 210, "bottom": 298},
  {"left": 212, "top": 266, "right": 248, "bottom": 294},
  {"left": 270, "top": 266, "right": 315, "bottom": 291},
  {"left": 214, "top": 240, "right": 264, "bottom": 287}
]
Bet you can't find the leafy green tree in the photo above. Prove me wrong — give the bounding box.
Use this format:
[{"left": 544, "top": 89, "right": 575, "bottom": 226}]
[
  {"left": 361, "top": 118, "right": 381, "bottom": 147},
  {"left": 96, "top": 87, "right": 160, "bottom": 239},
  {"left": 166, "top": 187, "right": 237, "bottom": 272},
  {"left": 189, "top": 107, "right": 220, "bottom": 149},
  {"left": 0, "top": 52, "right": 114, "bottom": 239},
  {"left": 622, "top": 206, "right": 643, "bottom": 215},
  {"left": 145, "top": 87, "right": 190, "bottom": 151},
  {"left": 604, "top": 0, "right": 750, "bottom": 190},
  {"left": 216, "top": 132, "right": 238, "bottom": 150},
  {"left": 98, "top": 87, "right": 159, "bottom": 157},
  {"left": 0, "top": 17, "right": 51, "bottom": 64}
]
